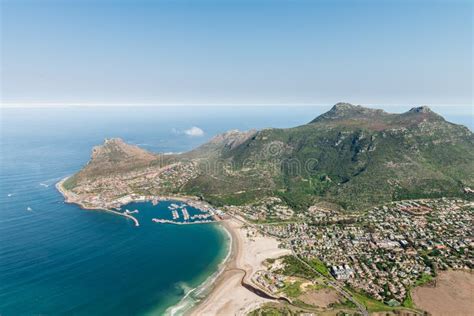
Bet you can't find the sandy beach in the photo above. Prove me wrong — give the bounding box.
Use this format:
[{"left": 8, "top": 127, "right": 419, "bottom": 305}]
[
  {"left": 57, "top": 177, "right": 291, "bottom": 315},
  {"left": 189, "top": 216, "right": 291, "bottom": 316}
]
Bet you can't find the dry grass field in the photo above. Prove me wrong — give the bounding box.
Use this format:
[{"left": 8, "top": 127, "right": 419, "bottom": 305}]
[{"left": 412, "top": 270, "right": 474, "bottom": 316}]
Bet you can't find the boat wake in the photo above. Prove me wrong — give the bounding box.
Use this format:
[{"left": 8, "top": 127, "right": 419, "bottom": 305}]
[{"left": 40, "top": 176, "right": 64, "bottom": 188}]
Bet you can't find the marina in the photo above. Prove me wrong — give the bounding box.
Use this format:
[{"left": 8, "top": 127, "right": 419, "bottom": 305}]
[{"left": 116, "top": 200, "right": 219, "bottom": 227}]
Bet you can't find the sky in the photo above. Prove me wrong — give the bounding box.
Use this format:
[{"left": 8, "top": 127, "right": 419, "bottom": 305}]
[{"left": 0, "top": 0, "right": 472, "bottom": 107}]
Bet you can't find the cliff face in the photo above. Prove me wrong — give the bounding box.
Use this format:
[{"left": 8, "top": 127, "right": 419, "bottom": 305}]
[{"left": 64, "top": 104, "right": 474, "bottom": 210}]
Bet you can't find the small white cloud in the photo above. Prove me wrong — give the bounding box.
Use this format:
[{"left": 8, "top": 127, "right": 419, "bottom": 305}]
[{"left": 184, "top": 126, "right": 204, "bottom": 137}]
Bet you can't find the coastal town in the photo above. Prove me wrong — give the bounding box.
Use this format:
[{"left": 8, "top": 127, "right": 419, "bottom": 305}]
[
  {"left": 64, "top": 160, "right": 201, "bottom": 210},
  {"left": 60, "top": 163, "right": 473, "bottom": 314},
  {"left": 225, "top": 197, "right": 473, "bottom": 310}
]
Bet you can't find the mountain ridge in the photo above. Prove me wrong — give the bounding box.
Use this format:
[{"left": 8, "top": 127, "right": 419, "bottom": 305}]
[{"left": 63, "top": 103, "right": 474, "bottom": 210}]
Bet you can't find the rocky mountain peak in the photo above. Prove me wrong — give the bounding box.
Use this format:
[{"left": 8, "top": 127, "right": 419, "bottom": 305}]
[
  {"left": 90, "top": 138, "right": 155, "bottom": 163},
  {"left": 208, "top": 129, "right": 257, "bottom": 149},
  {"left": 310, "top": 102, "right": 387, "bottom": 123},
  {"left": 407, "top": 106, "right": 433, "bottom": 113},
  {"left": 332, "top": 102, "right": 358, "bottom": 110}
]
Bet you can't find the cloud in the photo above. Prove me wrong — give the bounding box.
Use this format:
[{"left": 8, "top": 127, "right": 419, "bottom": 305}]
[
  {"left": 171, "top": 126, "right": 205, "bottom": 137},
  {"left": 184, "top": 126, "right": 204, "bottom": 137},
  {"left": 171, "top": 126, "right": 204, "bottom": 137}
]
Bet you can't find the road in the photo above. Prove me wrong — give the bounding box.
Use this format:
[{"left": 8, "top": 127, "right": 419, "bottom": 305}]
[
  {"left": 228, "top": 212, "right": 369, "bottom": 316},
  {"left": 288, "top": 245, "right": 369, "bottom": 316}
]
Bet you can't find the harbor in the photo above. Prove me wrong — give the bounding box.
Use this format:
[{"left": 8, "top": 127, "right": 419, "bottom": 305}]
[
  {"left": 149, "top": 200, "right": 218, "bottom": 225},
  {"left": 57, "top": 178, "right": 222, "bottom": 228},
  {"left": 113, "top": 199, "right": 222, "bottom": 227}
]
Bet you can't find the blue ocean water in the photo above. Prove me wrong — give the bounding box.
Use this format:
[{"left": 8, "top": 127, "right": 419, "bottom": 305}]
[
  {"left": 0, "top": 105, "right": 471, "bottom": 315},
  {"left": 0, "top": 106, "right": 322, "bottom": 315}
]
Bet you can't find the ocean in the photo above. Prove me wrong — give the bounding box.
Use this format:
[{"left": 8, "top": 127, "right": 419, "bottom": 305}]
[{"left": 0, "top": 105, "right": 471, "bottom": 315}]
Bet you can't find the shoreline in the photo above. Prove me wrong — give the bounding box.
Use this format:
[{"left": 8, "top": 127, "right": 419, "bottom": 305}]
[
  {"left": 163, "top": 220, "right": 235, "bottom": 316},
  {"left": 55, "top": 178, "right": 140, "bottom": 226},
  {"left": 187, "top": 216, "right": 291, "bottom": 316},
  {"left": 55, "top": 177, "right": 219, "bottom": 227},
  {"left": 56, "top": 177, "right": 290, "bottom": 315}
]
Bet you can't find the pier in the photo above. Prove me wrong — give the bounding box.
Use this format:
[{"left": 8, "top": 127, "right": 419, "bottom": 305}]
[{"left": 181, "top": 208, "right": 190, "bottom": 220}]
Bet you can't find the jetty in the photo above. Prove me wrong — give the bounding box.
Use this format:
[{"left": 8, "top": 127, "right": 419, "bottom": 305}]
[
  {"left": 152, "top": 218, "right": 214, "bottom": 225},
  {"left": 107, "top": 209, "right": 140, "bottom": 227},
  {"left": 125, "top": 209, "right": 139, "bottom": 214}
]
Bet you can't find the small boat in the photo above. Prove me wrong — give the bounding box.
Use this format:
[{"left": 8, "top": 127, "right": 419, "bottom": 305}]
[{"left": 26, "top": 207, "right": 32, "bottom": 211}]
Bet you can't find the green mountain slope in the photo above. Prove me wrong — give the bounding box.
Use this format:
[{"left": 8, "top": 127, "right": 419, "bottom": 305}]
[
  {"left": 181, "top": 103, "right": 474, "bottom": 209},
  {"left": 64, "top": 103, "right": 474, "bottom": 211}
]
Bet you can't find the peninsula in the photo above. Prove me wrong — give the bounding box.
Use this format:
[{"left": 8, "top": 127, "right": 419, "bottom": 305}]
[{"left": 58, "top": 103, "right": 474, "bottom": 315}]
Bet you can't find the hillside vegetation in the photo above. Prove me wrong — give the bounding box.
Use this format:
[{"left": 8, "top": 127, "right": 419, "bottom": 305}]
[{"left": 65, "top": 103, "right": 474, "bottom": 211}]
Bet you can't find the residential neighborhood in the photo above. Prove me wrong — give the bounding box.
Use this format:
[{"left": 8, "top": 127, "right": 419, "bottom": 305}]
[{"left": 226, "top": 198, "right": 473, "bottom": 306}]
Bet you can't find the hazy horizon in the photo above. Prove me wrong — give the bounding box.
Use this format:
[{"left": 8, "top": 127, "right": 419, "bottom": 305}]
[{"left": 1, "top": 104, "right": 472, "bottom": 131}]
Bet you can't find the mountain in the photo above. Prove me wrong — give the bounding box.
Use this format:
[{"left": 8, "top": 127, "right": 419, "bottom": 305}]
[
  {"left": 63, "top": 103, "right": 474, "bottom": 211},
  {"left": 62, "top": 138, "right": 157, "bottom": 189}
]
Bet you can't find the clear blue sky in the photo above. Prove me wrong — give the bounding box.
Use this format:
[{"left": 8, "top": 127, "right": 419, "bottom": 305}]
[{"left": 1, "top": 0, "right": 472, "bottom": 106}]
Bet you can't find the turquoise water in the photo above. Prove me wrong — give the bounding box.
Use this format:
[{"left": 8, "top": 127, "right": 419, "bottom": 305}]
[{"left": 0, "top": 105, "right": 471, "bottom": 315}]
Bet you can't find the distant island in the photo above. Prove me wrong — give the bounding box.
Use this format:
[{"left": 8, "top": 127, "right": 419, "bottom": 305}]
[{"left": 58, "top": 103, "right": 474, "bottom": 315}]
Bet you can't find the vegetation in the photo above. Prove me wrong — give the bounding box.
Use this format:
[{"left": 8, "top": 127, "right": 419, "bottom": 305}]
[
  {"left": 67, "top": 104, "right": 474, "bottom": 213},
  {"left": 402, "top": 292, "right": 414, "bottom": 308},
  {"left": 401, "top": 272, "right": 433, "bottom": 309},
  {"left": 282, "top": 281, "right": 302, "bottom": 298},
  {"left": 332, "top": 298, "right": 357, "bottom": 309},
  {"left": 349, "top": 290, "right": 395, "bottom": 312},
  {"left": 62, "top": 176, "right": 77, "bottom": 190},
  {"left": 248, "top": 304, "right": 297, "bottom": 316},
  {"left": 180, "top": 103, "right": 474, "bottom": 210},
  {"left": 308, "top": 258, "right": 330, "bottom": 277},
  {"left": 415, "top": 273, "right": 433, "bottom": 286},
  {"left": 280, "top": 256, "right": 317, "bottom": 279}
]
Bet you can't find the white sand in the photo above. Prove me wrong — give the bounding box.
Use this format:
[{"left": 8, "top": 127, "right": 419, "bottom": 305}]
[{"left": 190, "top": 217, "right": 290, "bottom": 316}]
